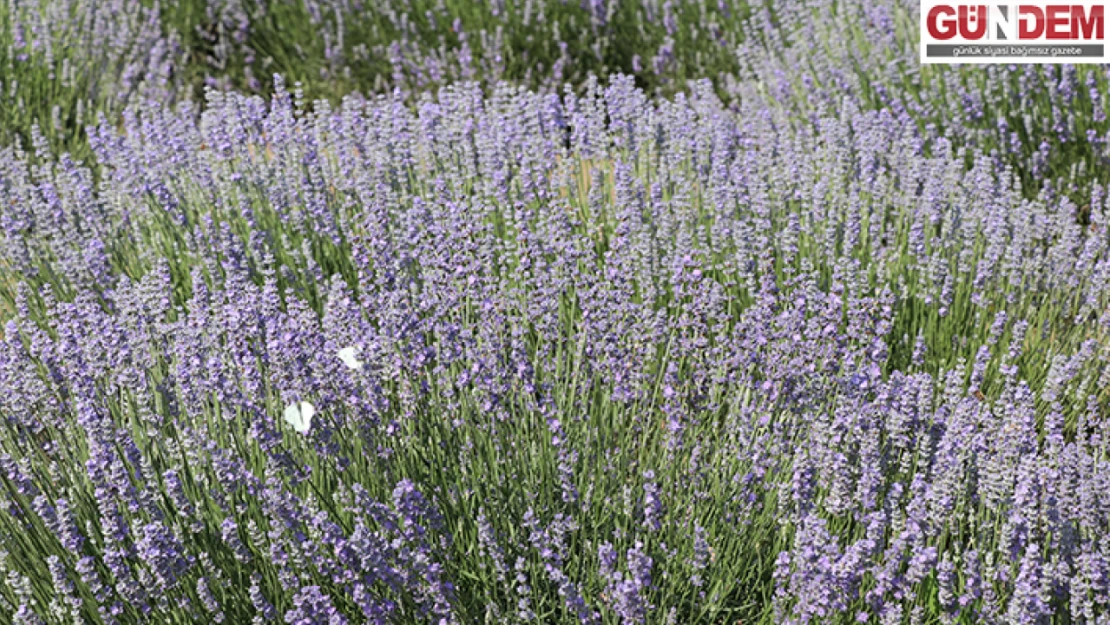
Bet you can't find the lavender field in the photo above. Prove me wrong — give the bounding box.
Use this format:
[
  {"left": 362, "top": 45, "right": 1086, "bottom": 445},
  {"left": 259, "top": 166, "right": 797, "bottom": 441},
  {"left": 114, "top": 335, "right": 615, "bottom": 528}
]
[{"left": 1, "top": 1, "right": 1109, "bottom": 623}]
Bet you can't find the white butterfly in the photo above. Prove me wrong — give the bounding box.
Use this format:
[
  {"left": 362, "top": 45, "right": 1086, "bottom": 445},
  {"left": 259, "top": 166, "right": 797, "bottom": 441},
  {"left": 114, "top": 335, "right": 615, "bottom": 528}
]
[
  {"left": 337, "top": 346, "right": 364, "bottom": 370},
  {"left": 283, "top": 401, "right": 315, "bottom": 434}
]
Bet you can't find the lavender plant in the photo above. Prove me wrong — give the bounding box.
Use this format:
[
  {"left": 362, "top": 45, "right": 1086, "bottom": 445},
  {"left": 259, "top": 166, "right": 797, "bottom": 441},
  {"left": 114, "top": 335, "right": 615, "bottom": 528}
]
[
  {"left": 0, "top": 69, "right": 1107, "bottom": 623},
  {"left": 0, "top": 0, "right": 184, "bottom": 158},
  {"left": 2, "top": 0, "right": 1110, "bottom": 622},
  {"left": 730, "top": 0, "right": 1110, "bottom": 201}
]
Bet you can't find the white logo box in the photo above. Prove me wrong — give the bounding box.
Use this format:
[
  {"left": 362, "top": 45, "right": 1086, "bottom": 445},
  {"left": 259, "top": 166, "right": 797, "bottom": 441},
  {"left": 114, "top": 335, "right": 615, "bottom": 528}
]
[{"left": 920, "top": 0, "right": 1109, "bottom": 63}]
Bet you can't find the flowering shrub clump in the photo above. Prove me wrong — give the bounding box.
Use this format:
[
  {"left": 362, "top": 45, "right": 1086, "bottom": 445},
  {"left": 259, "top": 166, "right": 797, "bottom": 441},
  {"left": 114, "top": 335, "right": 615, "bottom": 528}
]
[
  {"left": 728, "top": 0, "right": 1110, "bottom": 203},
  {"left": 0, "top": 0, "right": 184, "bottom": 156},
  {"left": 0, "top": 67, "right": 1108, "bottom": 623}
]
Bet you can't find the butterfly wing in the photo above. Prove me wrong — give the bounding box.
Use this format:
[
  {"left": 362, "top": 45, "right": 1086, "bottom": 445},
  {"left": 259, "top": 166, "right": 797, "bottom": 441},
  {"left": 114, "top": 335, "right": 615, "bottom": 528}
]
[
  {"left": 283, "top": 403, "right": 302, "bottom": 431},
  {"left": 338, "top": 346, "right": 363, "bottom": 370},
  {"left": 283, "top": 402, "right": 314, "bottom": 433}
]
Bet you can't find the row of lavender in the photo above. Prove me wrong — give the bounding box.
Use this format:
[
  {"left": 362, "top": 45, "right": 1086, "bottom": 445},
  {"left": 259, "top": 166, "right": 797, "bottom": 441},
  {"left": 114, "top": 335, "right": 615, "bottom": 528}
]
[
  {"left": 6, "top": 0, "right": 1110, "bottom": 199},
  {"left": 0, "top": 0, "right": 745, "bottom": 157},
  {"left": 1, "top": 63, "right": 1109, "bottom": 622}
]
